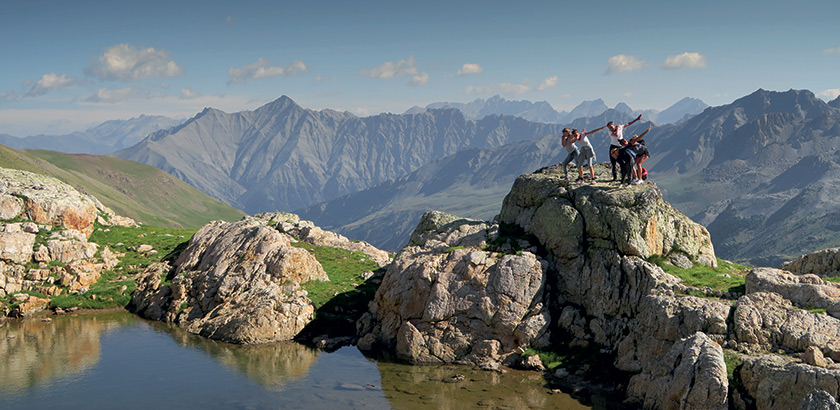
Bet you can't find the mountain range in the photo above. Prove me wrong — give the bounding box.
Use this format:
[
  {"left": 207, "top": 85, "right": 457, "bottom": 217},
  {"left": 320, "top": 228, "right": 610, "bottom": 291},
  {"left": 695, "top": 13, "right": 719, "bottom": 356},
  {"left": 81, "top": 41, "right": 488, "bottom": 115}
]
[
  {"left": 0, "top": 115, "right": 182, "bottom": 155},
  {"left": 416, "top": 95, "right": 708, "bottom": 125},
  {"left": 114, "top": 96, "right": 564, "bottom": 213}
]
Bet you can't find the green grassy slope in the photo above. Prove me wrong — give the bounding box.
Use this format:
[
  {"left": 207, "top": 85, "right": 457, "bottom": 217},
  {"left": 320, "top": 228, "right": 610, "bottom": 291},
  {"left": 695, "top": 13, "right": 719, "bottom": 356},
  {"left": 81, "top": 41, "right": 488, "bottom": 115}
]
[{"left": 0, "top": 144, "right": 245, "bottom": 228}]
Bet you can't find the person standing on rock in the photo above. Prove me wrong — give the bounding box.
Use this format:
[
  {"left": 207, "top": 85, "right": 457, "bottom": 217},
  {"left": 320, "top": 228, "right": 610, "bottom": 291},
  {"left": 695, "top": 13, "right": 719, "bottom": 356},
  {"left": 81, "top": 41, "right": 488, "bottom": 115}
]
[
  {"left": 573, "top": 127, "right": 604, "bottom": 184},
  {"left": 560, "top": 128, "right": 579, "bottom": 180},
  {"left": 611, "top": 124, "right": 651, "bottom": 185},
  {"left": 603, "top": 114, "right": 643, "bottom": 182}
]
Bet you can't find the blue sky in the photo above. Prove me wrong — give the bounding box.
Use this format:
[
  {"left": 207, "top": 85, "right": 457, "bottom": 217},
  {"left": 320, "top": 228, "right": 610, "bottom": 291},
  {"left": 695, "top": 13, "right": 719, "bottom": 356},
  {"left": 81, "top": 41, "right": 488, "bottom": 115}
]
[{"left": 1, "top": 0, "right": 839, "bottom": 136}]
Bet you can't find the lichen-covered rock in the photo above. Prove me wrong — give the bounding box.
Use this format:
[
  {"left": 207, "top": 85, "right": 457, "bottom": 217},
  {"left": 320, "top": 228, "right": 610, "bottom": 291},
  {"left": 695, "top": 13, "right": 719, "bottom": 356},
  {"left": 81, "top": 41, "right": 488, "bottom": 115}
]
[
  {"left": 746, "top": 267, "right": 840, "bottom": 318},
  {"left": 627, "top": 332, "right": 728, "bottom": 410},
  {"left": 733, "top": 292, "right": 840, "bottom": 359},
  {"left": 0, "top": 230, "right": 36, "bottom": 264},
  {"left": 740, "top": 354, "right": 840, "bottom": 410},
  {"left": 798, "top": 390, "right": 840, "bottom": 410},
  {"left": 9, "top": 293, "right": 51, "bottom": 317},
  {"left": 45, "top": 238, "right": 98, "bottom": 264},
  {"left": 0, "top": 168, "right": 98, "bottom": 237},
  {"left": 499, "top": 173, "right": 717, "bottom": 266},
  {"left": 782, "top": 247, "right": 840, "bottom": 278},
  {"left": 357, "top": 245, "right": 549, "bottom": 366},
  {"left": 130, "top": 218, "right": 328, "bottom": 344},
  {"left": 256, "top": 212, "right": 391, "bottom": 267}
]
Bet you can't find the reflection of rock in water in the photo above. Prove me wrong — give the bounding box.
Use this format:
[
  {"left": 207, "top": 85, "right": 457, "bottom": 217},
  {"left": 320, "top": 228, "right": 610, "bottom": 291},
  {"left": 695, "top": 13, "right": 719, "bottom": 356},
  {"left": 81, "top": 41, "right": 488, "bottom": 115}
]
[
  {"left": 150, "top": 320, "right": 319, "bottom": 391},
  {"left": 377, "top": 362, "right": 589, "bottom": 410},
  {"left": 0, "top": 312, "right": 131, "bottom": 394}
]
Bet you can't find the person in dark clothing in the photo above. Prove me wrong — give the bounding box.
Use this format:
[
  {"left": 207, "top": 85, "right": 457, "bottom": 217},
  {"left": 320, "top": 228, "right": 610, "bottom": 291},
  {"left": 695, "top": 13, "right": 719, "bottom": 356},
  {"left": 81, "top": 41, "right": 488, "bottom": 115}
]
[
  {"left": 603, "top": 114, "right": 642, "bottom": 181},
  {"left": 611, "top": 125, "right": 651, "bottom": 185}
]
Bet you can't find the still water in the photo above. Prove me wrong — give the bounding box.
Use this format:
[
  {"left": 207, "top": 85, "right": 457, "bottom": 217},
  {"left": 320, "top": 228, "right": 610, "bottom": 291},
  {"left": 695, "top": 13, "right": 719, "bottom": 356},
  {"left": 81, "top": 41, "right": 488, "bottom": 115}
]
[{"left": 1, "top": 311, "right": 590, "bottom": 409}]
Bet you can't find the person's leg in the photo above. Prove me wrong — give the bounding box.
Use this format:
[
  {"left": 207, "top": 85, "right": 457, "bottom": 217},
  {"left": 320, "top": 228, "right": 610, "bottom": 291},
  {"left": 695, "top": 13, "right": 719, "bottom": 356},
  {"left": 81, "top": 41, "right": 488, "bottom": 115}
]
[
  {"left": 562, "top": 153, "right": 573, "bottom": 177},
  {"left": 610, "top": 153, "right": 618, "bottom": 180}
]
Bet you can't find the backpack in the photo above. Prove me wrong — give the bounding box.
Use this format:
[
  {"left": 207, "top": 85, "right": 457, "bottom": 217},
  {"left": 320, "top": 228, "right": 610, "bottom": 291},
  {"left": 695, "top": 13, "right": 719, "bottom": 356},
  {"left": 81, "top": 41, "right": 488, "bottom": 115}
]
[{"left": 641, "top": 167, "right": 648, "bottom": 180}]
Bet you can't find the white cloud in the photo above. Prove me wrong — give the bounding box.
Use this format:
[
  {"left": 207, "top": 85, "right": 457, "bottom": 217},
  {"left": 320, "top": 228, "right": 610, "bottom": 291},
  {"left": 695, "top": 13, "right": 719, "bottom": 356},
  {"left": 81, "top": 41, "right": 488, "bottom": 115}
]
[
  {"left": 824, "top": 47, "right": 840, "bottom": 55},
  {"left": 662, "top": 52, "right": 706, "bottom": 69},
  {"left": 228, "top": 58, "right": 308, "bottom": 84},
  {"left": 465, "top": 85, "right": 493, "bottom": 95},
  {"left": 457, "top": 63, "right": 484, "bottom": 76},
  {"left": 353, "top": 107, "right": 371, "bottom": 116},
  {"left": 605, "top": 54, "right": 644, "bottom": 75},
  {"left": 314, "top": 75, "right": 330, "bottom": 83},
  {"left": 818, "top": 89, "right": 840, "bottom": 101},
  {"left": 411, "top": 72, "right": 429, "bottom": 86},
  {"left": 537, "top": 76, "right": 559, "bottom": 91},
  {"left": 85, "top": 44, "right": 183, "bottom": 82},
  {"left": 623, "top": 92, "right": 633, "bottom": 98},
  {"left": 82, "top": 87, "right": 147, "bottom": 103},
  {"left": 26, "top": 73, "right": 76, "bottom": 97},
  {"left": 359, "top": 56, "right": 429, "bottom": 86},
  {"left": 499, "top": 82, "right": 531, "bottom": 96},
  {"left": 180, "top": 88, "right": 199, "bottom": 99}
]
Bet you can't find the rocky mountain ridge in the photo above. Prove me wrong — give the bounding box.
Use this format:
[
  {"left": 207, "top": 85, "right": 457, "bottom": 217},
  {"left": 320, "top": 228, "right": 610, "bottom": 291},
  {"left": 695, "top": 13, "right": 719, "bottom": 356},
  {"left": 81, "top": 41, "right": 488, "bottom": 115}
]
[{"left": 116, "top": 96, "right": 564, "bottom": 213}]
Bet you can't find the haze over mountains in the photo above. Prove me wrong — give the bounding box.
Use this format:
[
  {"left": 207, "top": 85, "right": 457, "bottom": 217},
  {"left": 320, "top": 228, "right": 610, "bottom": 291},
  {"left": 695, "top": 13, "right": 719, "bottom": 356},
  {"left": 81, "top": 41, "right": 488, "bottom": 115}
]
[
  {"left": 0, "top": 115, "right": 181, "bottom": 155},
  {"left": 417, "top": 95, "right": 708, "bottom": 125}
]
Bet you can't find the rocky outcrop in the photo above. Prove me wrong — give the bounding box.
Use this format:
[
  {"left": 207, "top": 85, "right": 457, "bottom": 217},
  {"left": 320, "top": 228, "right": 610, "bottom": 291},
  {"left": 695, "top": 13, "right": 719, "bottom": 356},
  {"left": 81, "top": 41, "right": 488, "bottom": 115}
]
[
  {"left": 781, "top": 247, "right": 840, "bottom": 278},
  {"left": 130, "top": 217, "right": 329, "bottom": 344},
  {"left": 746, "top": 268, "right": 840, "bottom": 318},
  {"left": 0, "top": 168, "right": 98, "bottom": 237},
  {"left": 798, "top": 390, "right": 840, "bottom": 410},
  {"left": 739, "top": 355, "right": 840, "bottom": 410},
  {"left": 255, "top": 212, "right": 391, "bottom": 267},
  {"left": 357, "top": 234, "right": 550, "bottom": 368},
  {"left": 626, "top": 332, "right": 728, "bottom": 410}
]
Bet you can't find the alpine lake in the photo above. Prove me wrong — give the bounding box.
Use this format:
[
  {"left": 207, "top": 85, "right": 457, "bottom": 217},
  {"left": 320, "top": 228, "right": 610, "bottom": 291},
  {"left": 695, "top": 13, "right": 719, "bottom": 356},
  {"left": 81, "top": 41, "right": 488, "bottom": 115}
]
[{"left": 1, "top": 311, "right": 597, "bottom": 409}]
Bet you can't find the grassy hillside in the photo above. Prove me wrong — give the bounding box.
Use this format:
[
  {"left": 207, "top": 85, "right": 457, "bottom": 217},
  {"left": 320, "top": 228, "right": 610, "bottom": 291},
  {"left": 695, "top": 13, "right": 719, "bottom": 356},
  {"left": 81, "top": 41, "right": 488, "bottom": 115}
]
[{"left": 0, "top": 144, "right": 245, "bottom": 228}]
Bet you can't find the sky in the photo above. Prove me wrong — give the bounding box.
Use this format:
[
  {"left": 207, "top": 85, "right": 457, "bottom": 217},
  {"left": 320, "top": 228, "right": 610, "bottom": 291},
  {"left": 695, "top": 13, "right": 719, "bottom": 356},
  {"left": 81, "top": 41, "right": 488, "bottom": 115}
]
[{"left": 1, "top": 0, "right": 839, "bottom": 136}]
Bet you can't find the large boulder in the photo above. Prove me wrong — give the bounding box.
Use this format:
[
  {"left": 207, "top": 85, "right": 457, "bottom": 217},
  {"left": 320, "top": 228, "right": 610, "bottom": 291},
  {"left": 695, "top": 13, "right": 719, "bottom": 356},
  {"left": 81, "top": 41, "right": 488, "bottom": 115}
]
[
  {"left": 733, "top": 292, "right": 840, "bottom": 360},
  {"left": 781, "top": 247, "right": 840, "bottom": 278},
  {"left": 130, "top": 218, "right": 328, "bottom": 344},
  {"left": 626, "top": 332, "right": 728, "bottom": 410},
  {"left": 739, "top": 354, "right": 840, "bottom": 410},
  {"left": 499, "top": 172, "right": 717, "bottom": 267},
  {"left": 0, "top": 168, "right": 98, "bottom": 237},
  {"left": 746, "top": 268, "right": 840, "bottom": 318},
  {"left": 0, "top": 229, "right": 36, "bottom": 264},
  {"left": 357, "top": 243, "right": 549, "bottom": 368}
]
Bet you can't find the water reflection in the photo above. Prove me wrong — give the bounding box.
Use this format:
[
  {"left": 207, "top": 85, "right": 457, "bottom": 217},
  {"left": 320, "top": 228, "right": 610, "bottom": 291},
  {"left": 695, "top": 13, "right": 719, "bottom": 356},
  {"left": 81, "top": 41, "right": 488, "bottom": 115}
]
[
  {"left": 150, "top": 321, "right": 319, "bottom": 390},
  {"left": 0, "top": 311, "right": 130, "bottom": 395},
  {"left": 378, "top": 362, "right": 589, "bottom": 410},
  {"left": 1, "top": 312, "right": 590, "bottom": 409}
]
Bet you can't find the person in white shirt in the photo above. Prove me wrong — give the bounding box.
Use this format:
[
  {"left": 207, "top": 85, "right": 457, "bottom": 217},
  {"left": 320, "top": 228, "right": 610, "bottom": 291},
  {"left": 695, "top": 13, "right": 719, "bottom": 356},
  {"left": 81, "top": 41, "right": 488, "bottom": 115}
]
[
  {"left": 560, "top": 128, "right": 579, "bottom": 179},
  {"left": 604, "top": 114, "right": 642, "bottom": 181},
  {"left": 572, "top": 128, "right": 602, "bottom": 184}
]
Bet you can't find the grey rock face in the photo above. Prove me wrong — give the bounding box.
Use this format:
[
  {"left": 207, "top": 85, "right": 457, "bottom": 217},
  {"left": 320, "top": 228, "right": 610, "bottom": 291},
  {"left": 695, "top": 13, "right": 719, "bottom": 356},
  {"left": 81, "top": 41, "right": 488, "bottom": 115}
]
[
  {"left": 130, "top": 218, "right": 329, "bottom": 344},
  {"left": 358, "top": 244, "right": 549, "bottom": 366},
  {"left": 782, "top": 247, "right": 840, "bottom": 278},
  {"left": 798, "top": 390, "right": 840, "bottom": 410},
  {"left": 740, "top": 355, "right": 840, "bottom": 410},
  {"left": 626, "top": 332, "right": 728, "bottom": 410},
  {"left": 746, "top": 268, "right": 840, "bottom": 318},
  {"left": 733, "top": 292, "right": 840, "bottom": 360}
]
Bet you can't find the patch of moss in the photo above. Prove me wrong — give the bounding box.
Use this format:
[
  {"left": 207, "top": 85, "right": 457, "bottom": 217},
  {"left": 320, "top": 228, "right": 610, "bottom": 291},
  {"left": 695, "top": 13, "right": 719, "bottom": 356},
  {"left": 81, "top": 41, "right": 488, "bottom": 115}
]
[{"left": 647, "top": 256, "right": 748, "bottom": 293}]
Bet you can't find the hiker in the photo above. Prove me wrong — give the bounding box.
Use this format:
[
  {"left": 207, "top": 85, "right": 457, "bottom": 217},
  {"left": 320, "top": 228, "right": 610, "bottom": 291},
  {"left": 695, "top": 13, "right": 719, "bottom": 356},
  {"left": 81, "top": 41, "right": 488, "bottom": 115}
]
[
  {"left": 560, "top": 128, "right": 578, "bottom": 179},
  {"left": 573, "top": 127, "right": 604, "bottom": 184},
  {"left": 604, "top": 114, "right": 642, "bottom": 181},
  {"left": 611, "top": 125, "right": 651, "bottom": 185},
  {"left": 633, "top": 137, "right": 651, "bottom": 183}
]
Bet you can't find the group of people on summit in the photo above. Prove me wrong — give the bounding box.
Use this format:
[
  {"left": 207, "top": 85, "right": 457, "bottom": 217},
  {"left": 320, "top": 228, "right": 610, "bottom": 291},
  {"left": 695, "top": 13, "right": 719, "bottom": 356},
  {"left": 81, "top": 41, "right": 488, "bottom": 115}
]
[{"left": 560, "top": 114, "right": 651, "bottom": 186}]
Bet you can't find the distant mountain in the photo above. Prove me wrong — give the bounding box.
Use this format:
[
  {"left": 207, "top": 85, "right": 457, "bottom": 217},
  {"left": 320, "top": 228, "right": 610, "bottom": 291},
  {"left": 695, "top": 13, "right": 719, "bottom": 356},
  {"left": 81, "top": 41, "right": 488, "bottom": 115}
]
[
  {"left": 647, "top": 89, "right": 840, "bottom": 265},
  {"left": 655, "top": 97, "right": 709, "bottom": 124},
  {"left": 116, "top": 96, "right": 564, "bottom": 214},
  {"left": 298, "top": 112, "right": 638, "bottom": 250},
  {"left": 0, "top": 115, "right": 182, "bottom": 155},
  {"left": 0, "top": 144, "right": 245, "bottom": 228},
  {"left": 420, "top": 95, "right": 707, "bottom": 125},
  {"left": 424, "top": 95, "right": 564, "bottom": 123}
]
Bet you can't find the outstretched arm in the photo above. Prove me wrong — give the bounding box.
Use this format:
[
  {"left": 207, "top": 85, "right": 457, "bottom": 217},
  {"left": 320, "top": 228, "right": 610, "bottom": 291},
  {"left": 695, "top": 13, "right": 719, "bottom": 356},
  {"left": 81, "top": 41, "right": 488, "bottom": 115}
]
[
  {"left": 624, "top": 114, "right": 642, "bottom": 128},
  {"left": 582, "top": 125, "right": 607, "bottom": 136},
  {"left": 628, "top": 124, "right": 652, "bottom": 145}
]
